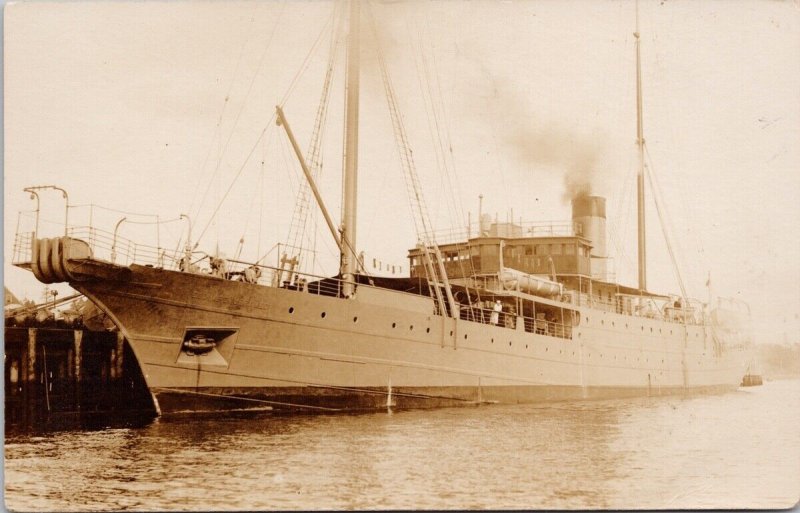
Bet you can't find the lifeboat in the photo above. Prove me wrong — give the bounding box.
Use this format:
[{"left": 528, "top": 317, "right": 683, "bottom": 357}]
[{"left": 500, "top": 267, "right": 563, "bottom": 297}]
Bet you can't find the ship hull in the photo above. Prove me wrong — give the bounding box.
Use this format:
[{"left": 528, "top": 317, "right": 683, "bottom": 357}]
[{"left": 67, "top": 262, "right": 748, "bottom": 415}]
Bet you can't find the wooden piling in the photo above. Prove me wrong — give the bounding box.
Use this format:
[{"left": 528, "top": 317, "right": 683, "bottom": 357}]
[
  {"left": 114, "top": 331, "right": 124, "bottom": 379},
  {"left": 26, "top": 328, "right": 37, "bottom": 383},
  {"left": 73, "top": 329, "right": 83, "bottom": 383}
]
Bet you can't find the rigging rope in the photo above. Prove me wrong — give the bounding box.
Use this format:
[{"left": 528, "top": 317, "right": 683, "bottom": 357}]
[
  {"left": 366, "top": 0, "right": 455, "bottom": 316},
  {"left": 257, "top": 137, "right": 267, "bottom": 262},
  {"left": 69, "top": 204, "right": 159, "bottom": 218},
  {"left": 191, "top": 2, "right": 287, "bottom": 226},
  {"left": 120, "top": 217, "right": 183, "bottom": 225},
  {"left": 643, "top": 143, "right": 688, "bottom": 302},
  {"left": 283, "top": 3, "right": 342, "bottom": 276},
  {"left": 409, "top": 20, "right": 480, "bottom": 294},
  {"left": 279, "top": 8, "right": 338, "bottom": 108},
  {"left": 186, "top": 0, "right": 260, "bottom": 220},
  {"left": 193, "top": 4, "right": 337, "bottom": 251},
  {"left": 606, "top": 153, "right": 636, "bottom": 282}
]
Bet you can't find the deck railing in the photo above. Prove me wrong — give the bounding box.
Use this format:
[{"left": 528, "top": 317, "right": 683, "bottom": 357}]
[
  {"left": 12, "top": 226, "right": 183, "bottom": 271},
  {"left": 457, "top": 304, "right": 572, "bottom": 339},
  {"left": 13, "top": 222, "right": 707, "bottom": 330},
  {"left": 570, "top": 291, "right": 706, "bottom": 325},
  {"left": 431, "top": 220, "right": 577, "bottom": 246}
]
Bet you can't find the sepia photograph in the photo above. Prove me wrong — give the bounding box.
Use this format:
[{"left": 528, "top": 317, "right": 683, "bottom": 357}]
[{"left": 3, "top": 0, "right": 799, "bottom": 510}]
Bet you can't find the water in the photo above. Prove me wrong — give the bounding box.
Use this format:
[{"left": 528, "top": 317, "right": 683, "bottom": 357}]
[{"left": 5, "top": 380, "right": 800, "bottom": 510}]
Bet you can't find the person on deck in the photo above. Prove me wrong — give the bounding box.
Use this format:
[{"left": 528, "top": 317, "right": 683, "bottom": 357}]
[
  {"left": 243, "top": 265, "right": 261, "bottom": 284},
  {"left": 490, "top": 300, "right": 502, "bottom": 325},
  {"left": 209, "top": 256, "right": 227, "bottom": 278}
]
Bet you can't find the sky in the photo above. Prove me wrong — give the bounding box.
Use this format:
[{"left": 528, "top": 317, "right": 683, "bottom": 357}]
[{"left": 4, "top": 0, "right": 799, "bottom": 344}]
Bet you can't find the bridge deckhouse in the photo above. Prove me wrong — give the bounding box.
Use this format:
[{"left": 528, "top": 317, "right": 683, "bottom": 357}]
[
  {"left": 407, "top": 233, "right": 594, "bottom": 282},
  {"left": 406, "top": 195, "right": 664, "bottom": 318}
]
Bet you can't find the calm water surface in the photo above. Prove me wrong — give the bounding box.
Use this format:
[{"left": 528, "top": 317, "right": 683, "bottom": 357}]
[{"left": 5, "top": 380, "right": 800, "bottom": 510}]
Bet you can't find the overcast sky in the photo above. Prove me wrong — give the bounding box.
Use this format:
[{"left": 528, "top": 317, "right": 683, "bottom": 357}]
[{"left": 4, "top": 0, "right": 799, "bottom": 344}]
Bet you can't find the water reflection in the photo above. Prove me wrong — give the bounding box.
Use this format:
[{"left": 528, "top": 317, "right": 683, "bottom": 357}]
[{"left": 6, "top": 381, "right": 800, "bottom": 510}]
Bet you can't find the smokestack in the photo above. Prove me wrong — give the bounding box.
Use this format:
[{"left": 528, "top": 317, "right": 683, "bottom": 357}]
[{"left": 572, "top": 195, "right": 607, "bottom": 280}]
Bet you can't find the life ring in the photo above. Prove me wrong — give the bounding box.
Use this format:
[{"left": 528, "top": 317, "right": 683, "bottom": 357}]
[{"left": 182, "top": 334, "right": 216, "bottom": 355}]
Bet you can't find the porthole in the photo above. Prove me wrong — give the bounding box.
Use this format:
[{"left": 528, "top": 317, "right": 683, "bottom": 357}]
[
  {"left": 353, "top": 316, "right": 358, "bottom": 323},
  {"left": 392, "top": 322, "right": 396, "bottom": 328},
  {"left": 288, "top": 307, "right": 294, "bottom": 314},
  {"left": 321, "top": 312, "right": 327, "bottom": 319}
]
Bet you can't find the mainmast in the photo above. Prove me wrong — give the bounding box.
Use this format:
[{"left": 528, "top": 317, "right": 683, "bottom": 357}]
[
  {"left": 341, "top": 0, "right": 360, "bottom": 297},
  {"left": 635, "top": 2, "right": 647, "bottom": 292}
]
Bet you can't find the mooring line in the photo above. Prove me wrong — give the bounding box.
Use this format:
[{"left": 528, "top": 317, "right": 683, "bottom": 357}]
[{"left": 155, "top": 387, "right": 342, "bottom": 411}]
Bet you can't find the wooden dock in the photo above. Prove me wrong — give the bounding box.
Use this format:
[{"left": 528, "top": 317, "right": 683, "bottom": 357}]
[{"left": 4, "top": 327, "right": 156, "bottom": 431}]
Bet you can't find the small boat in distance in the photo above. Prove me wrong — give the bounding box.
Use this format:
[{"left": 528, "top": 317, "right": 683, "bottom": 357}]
[{"left": 12, "top": 0, "right": 752, "bottom": 415}]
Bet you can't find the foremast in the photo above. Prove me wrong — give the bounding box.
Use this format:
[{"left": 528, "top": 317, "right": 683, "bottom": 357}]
[{"left": 341, "top": 0, "right": 360, "bottom": 297}]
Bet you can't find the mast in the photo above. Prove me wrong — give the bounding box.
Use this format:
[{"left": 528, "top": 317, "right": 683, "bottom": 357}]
[
  {"left": 635, "top": 2, "right": 647, "bottom": 292},
  {"left": 341, "top": 0, "right": 360, "bottom": 297}
]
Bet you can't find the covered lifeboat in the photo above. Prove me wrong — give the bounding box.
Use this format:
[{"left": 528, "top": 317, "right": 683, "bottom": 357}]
[{"left": 500, "top": 267, "right": 563, "bottom": 298}]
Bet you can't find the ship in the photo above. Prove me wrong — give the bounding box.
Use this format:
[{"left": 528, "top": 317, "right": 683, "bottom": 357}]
[{"left": 11, "top": 0, "right": 751, "bottom": 415}]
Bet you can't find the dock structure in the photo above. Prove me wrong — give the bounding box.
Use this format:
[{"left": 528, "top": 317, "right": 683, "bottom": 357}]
[{"left": 4, "top": 327, "right": 156, "bottom": 430}]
